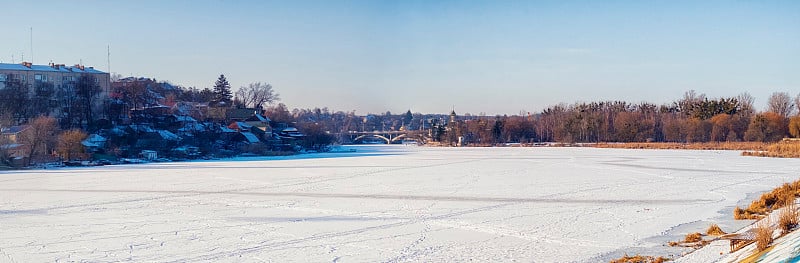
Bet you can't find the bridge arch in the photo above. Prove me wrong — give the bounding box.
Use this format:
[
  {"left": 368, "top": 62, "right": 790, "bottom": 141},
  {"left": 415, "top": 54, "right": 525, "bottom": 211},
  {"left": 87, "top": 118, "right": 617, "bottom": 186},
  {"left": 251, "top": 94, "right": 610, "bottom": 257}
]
[{"left": 353, "top": 134, "right": 391, "bottom": 144}]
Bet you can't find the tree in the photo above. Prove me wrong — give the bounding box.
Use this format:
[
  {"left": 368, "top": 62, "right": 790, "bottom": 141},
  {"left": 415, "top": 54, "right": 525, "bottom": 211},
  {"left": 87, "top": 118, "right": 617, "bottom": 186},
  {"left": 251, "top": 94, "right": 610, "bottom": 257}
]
[
  {"left": 75, "top": 74, "right": 102, "bottom": 129},
  {"left": 744, "top": 112, "right": 786, "bottom": 142},
  {"left": 30, "top": 81, "right": 56, "bottom": 117},
  {"left": 737, "top": 92, "right": 755, "bottom": 117},
  {"left": 767, "top": 92, "right": 795, "bottom": 119},
  {"left": 0, "top": 77, "right": 30, "bottom": 123},
  {"left": 19, "top": 116, "right": 58, "bottom": 165},
  {"left": 57, "top": 129, "right": 88, "bottom": 161},
  {"left": 212, "top": 74, "right": 232, "bottom": 107},
  {"left": 789, "top": 116, "right": 800, "bottom": 138},
  {"left": 264, "top": 103, "right": 294, "bottom": 123},
  {"left": 234, "top": 82, "right": 279, "bottom": 110},
  {"left": 299, "top": 122, "right": 334, "bottom": 151}
]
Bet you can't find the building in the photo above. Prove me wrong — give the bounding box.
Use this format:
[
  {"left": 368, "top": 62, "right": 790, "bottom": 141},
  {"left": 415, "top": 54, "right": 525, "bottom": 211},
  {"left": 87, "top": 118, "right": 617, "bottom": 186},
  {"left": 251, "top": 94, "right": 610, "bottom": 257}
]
[
  {"left": 0, "top": 62, "right": 111, "bottom": 121},
  {"left": 0, "top": 62, "right": 110, "bottom": 94}
]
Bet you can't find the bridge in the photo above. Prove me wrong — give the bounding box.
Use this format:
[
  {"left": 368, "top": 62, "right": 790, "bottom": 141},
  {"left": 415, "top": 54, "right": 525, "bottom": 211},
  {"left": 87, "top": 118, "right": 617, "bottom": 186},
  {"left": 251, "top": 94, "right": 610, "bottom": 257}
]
[{"left": 341, "top": 130, "right": 426, "bottom": 144}]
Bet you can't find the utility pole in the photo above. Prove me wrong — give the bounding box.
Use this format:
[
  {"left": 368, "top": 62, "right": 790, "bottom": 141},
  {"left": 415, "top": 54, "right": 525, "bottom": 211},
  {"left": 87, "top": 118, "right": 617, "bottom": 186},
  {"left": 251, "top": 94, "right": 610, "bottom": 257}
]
[{"left": 30, "top": 27, "right": 33, "bottom": 63}]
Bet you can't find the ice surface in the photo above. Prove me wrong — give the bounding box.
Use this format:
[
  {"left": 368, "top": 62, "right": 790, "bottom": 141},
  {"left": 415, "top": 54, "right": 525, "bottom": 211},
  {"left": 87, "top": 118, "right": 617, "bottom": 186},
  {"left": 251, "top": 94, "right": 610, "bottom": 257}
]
[{"left": 1, "top": 146, "right": 798, "bottom": 262}]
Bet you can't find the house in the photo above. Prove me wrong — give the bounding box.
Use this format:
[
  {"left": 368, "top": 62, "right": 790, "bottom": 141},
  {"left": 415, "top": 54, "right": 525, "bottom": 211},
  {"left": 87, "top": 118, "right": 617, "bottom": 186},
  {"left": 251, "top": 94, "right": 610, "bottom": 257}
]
[
  {"left": 1, "top": 125, "right": 31, "bottom": 144},
  {"left": 81, "top": 134, "right": 108, "bottom": 152}
]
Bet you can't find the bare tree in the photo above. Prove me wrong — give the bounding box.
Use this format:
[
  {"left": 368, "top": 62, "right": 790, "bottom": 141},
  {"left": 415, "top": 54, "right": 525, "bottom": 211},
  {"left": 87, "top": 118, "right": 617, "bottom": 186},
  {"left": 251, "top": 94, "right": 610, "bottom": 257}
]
[
  {"left": 0, "top": 78, "right": 30, "bottom": 123},
  {"left": 795, "top": 92, "right": 800, "bottom": 116},
  {"left": 19, "top": 116, "right": 58, "bottom": 164},
  {"left": 736, "top": 92, "right": 755, "bottom": 117},
  {"left": 767, "top": 92, "right": 795, "bottom": 118},
  {"left": 234, "top": 82, "right": 279, "bottom": 110}
]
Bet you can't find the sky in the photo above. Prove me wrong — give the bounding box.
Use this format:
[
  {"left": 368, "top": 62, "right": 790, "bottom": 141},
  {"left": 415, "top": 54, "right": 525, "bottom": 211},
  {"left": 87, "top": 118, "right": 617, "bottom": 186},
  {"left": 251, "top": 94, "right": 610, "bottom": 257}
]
[{"left": 1, "top": 1, "right": 798, "bottom": 115}]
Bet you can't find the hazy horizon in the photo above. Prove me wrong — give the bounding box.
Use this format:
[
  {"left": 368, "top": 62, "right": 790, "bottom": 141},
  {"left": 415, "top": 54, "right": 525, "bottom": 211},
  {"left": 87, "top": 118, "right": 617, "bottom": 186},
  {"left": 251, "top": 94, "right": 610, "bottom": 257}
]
[{"left": 1, "top": 1, "right": 798, "bottom": 115}]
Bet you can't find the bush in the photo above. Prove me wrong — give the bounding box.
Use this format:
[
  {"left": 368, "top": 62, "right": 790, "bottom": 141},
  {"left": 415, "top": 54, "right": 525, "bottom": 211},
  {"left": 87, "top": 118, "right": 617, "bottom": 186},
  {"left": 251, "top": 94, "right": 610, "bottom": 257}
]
[
  {"left": 684, "top": 232, "right": 702, "bottom": 243},
  {"left": 734, "top": 179, "right": 800, "bottom": 220},
  {"left": 609, "top": 254, "right": 668, "bottom": 263},
  {"left": 754, "top": 219, "right": 774, "bottom": 252},
  {"left": 706, "top": 224, "right": 726, "bottom": 236},
  {"left": 778, "top": 202, "right": 798, "bottom": 233}
]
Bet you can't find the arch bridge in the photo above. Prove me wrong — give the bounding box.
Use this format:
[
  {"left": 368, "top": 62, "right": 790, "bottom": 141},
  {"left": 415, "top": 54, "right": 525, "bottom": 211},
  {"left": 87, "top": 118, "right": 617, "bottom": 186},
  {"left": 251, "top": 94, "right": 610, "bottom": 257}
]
[{"left": 345, "top": 130, "right": 425, "bottom": 144}]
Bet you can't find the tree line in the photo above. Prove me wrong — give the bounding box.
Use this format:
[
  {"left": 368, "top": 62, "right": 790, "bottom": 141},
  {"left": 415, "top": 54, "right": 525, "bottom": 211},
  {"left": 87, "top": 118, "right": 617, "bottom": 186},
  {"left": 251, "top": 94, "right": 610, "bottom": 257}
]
[{"left": 433, "top": 91, "right": 800, "bottom": 145}]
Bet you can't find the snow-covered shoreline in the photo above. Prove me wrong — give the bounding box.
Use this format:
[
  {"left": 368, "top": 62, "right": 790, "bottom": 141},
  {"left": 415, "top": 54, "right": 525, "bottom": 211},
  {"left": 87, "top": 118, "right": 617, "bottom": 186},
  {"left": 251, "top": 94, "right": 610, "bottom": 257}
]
[{"left": 1, "top": 146, "right": 798, "bottom": 262}]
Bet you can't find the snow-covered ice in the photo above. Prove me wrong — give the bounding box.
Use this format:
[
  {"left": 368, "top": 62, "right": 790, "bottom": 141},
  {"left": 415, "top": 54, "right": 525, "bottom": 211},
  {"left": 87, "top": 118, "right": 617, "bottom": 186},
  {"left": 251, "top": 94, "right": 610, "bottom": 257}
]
[{"left": 1, "top": 146, "right": 799, "bottom": 262}]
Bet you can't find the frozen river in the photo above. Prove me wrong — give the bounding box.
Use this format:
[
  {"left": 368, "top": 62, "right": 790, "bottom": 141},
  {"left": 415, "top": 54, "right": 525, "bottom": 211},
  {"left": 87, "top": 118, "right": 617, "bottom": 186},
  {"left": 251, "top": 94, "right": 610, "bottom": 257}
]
[{"left": 1, "top": 146, "right": 799, "bottom": 262}]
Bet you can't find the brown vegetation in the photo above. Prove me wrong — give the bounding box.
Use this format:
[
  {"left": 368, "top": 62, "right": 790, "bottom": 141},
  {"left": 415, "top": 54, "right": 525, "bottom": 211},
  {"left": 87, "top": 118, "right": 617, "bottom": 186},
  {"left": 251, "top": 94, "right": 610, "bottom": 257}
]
[
  {"left": 734, "top": 179, "right": 800, "bottom": 220},
  {"left": 706, "top": 224, "right": 726, "bottom": 236},
  {"left": 778, "top": 202, "right": 798, "bottom": 233},
  {"left": 742, "top": 139, "right": 800, "bottom": 158},
  {"left": 56, "top": 129, "right": 88, "bottom": 161},
  {"left": 754, "top": 219, "right": 774, "bottom": 252},
  {"left": 593, "top": 142, "right": 769, "bottom": 151},
  {"left": 609, "top": 254, "right": 669, "bottom": 263},
  {"left": 684, "top": 232, "right": 702, "bottom": 243}
]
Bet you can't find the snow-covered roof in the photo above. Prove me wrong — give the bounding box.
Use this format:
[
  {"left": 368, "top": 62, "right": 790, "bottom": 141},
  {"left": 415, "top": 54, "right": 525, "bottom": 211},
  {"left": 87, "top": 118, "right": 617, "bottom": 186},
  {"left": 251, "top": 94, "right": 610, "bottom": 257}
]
[
  {"left": 173, "top": 115, "right": 197, "bottom": 123},
  {"left": 245, "top": 114, "right": 270, "bottom": 123},
  {"left": 0, "top": 63, "right": 107, "bottom": 74},
  {"left": 230, "top": 122, "right": 253, "bottom": 131},
  {"left": 240, "top": 132, "right": 260, "bottom": 143},
  {"left": 1, "top": 125, "right": 30, "bottom": 135},
  {"left": 128, "top": 124, "right": 155, "bottom": 133},
  {"left": 85, "top": 134, "right": 107, "bottom": 143},
  {"left": 178, "top": 123, "right": 206, "bottom": 132},
  {"left": 157, "top": 130, "right": 180, "bottom": 141},
  {"left": 81, "top": 141, "right": 100, "bottom": 148},
  {"left": 0, "top": 143, "right": 23, "bottom": 150},
  {"left": 220, "top": 126, "right": 237, "bottom": 133}
]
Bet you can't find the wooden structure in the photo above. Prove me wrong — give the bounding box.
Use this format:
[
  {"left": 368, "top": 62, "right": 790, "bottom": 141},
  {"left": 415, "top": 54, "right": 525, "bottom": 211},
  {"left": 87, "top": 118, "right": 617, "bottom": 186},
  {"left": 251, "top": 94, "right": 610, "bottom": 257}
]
[{"left": 720, "top": 230, "right": 756, "bottom": 253}]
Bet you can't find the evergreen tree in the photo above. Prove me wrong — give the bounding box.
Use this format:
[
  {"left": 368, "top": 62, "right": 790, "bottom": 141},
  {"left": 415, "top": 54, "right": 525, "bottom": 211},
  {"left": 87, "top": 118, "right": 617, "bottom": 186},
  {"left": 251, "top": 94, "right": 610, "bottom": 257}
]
[{"left": 212, "top": 74, "right": 232, "bottom": 106}]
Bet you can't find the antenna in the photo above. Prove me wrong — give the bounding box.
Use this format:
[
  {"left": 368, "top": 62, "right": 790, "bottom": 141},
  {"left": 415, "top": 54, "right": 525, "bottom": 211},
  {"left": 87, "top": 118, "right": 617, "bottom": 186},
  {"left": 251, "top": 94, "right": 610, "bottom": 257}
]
[
  {"left": 30, "top": 27, "right": 33, "bottom": 64},
  {"left": 107, "top": 45, "right": 111, "bottom": 73}
]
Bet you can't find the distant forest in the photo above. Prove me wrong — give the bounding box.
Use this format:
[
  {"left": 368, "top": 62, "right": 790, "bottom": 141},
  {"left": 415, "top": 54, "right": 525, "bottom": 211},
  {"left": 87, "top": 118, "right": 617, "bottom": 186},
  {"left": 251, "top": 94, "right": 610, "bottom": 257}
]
[{"left": 426, "top": 91, "right": 800, "bottom": 145}]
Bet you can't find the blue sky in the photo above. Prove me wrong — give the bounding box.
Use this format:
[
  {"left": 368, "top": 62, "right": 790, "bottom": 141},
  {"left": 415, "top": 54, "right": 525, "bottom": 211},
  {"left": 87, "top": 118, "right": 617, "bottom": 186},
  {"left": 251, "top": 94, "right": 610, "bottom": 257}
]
[{"left": 1, "top": 1, "right": 798, "bottom": 115}]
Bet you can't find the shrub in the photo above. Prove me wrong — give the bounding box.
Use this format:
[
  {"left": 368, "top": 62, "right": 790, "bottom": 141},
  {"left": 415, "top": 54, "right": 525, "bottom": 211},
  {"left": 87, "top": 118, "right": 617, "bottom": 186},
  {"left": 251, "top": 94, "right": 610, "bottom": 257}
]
[
  {"left": 706, "top": 224, "right": 726, "bottom": 236},
  {"left": 609, "top": 254, "right": 669, "bottom": 263},
  {"left": 754, "top": 219, "right": 773, "bottom": 252},
  {"left": 778, "top": 202, "right": 798, "bottom": 233},
  {"left": 734, "top": 206, "right": 747, "bottom": 220},
  {"left": 684, "top": 232, "right": 702, "bottom": 243},
  {"left": 735, "top": 179, "right": 800, "bottom": 220}
]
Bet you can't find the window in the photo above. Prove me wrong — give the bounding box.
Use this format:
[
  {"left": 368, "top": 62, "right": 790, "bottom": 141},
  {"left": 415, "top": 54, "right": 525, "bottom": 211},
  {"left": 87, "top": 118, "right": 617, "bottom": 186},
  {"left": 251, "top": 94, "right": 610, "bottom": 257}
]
[
  {"left": 35, "top": 74, "right": 42, "bottom": 81},
  {"left": 0, "top": 74, "right": 6, "bottom": 82}
]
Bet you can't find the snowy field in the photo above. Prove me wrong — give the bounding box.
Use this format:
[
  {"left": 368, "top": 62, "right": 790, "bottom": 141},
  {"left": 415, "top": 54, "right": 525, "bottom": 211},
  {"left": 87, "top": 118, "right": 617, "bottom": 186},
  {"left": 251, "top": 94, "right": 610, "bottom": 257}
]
[{"left": 1, "top": 146, "right": 799, "bottom": 262}]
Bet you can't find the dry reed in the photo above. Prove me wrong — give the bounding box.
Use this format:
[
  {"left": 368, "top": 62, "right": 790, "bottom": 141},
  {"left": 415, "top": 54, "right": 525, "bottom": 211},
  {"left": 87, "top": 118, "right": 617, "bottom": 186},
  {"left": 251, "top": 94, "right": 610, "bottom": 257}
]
[
  {"left": 754, "top": 219, "right": 774, "bottom": 252},
  {"left": 706, "top": 224, "right": 726, "bottom": 236}
]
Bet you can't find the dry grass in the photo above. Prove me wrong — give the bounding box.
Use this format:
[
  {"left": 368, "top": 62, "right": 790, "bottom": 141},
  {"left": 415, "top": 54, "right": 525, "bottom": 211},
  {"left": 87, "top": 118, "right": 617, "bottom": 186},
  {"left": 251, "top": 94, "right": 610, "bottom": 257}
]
[
  {"left": 778, "top": 202, "right": 799, "bottom": 233},
  {"left": 684, "top": 232, "right": 702, "bottom": 243},
  {"left": 609, "top": 254, "right": 669, "bottom": 263},
  {"left": 742, "top": 139, "right": 800, "bottom": 158},
  {"left": 594, "top": 142, "right": 769, "bottom": 151},
  {"left": 706, "top": 224, "right": 726, "bottom": 236},
  {"left": 734, "top": 179, "right": 800, "bottom": 220},
  {"left": 754, "top": 219, "right": 774, "bottom": 252}
]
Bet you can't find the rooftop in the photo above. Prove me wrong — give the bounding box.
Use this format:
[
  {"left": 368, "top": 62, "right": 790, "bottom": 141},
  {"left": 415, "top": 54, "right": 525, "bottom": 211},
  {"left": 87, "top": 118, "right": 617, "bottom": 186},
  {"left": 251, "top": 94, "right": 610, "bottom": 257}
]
[{"left": 0, "top": 62, "right": 107, "bottom": 74}]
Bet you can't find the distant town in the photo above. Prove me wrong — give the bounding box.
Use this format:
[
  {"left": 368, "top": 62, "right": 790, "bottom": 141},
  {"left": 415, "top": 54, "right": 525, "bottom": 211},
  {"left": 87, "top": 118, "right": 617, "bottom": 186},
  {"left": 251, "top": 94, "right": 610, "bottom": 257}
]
[{"left": 1, "top": 61, "right": 799, "bottom": 168}]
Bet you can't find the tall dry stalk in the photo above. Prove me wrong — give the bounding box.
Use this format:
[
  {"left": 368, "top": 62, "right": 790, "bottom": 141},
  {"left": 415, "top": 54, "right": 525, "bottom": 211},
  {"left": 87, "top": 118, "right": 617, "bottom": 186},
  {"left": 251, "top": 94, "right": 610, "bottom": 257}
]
[{"left": 754, "top": 219, "right": 774, "bottom": 252}]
